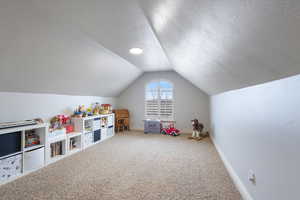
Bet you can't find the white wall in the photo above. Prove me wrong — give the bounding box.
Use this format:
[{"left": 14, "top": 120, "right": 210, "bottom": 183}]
[
  {"left": 210, "top": 74, "right": 300, "bottom": 200},
  {"left": 0, "top": 92, "right": 116, "bottom": 123},
  {"left": 117, "top": 71, "right": 210, "bottom": 133}
]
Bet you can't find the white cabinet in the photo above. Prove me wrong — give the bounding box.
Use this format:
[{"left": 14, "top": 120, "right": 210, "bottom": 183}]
[
  {"left": 72, "top": 114, "right": 115, "bottom": 150},
  {"left": 24, "top": 147, "right": 44, "bottom": 172},
  {"left": 0, "top": 123, "right": 47, "bottom": 184}
]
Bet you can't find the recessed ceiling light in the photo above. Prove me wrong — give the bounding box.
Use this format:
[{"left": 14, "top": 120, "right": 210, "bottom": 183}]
[{"left": 129, "top": 48, "right": 143, "bottom": 55}]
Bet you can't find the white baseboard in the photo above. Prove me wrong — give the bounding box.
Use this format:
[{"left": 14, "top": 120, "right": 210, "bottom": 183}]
[{"left": 211, "top": 137, "right": 254, "bottom": 200}]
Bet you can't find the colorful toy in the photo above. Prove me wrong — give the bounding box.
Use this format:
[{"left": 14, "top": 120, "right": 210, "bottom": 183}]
[
  {"left": 50, "top": 115, "right": 74, "bottom": 133},
  {"left": 50, "top": 116, "right": 63, "bottom": 130},
  {"left": 73, "top": 105, "right": 86, "bottom": 117},
  {"left": 101, "top": 104, "right": 112, "bottom": 114},
  {"left": 25, "top": 130, "right": 40, "bottom": 147},
  {"left": 93, "top": 103, "right": 101, "bottom": 115},
  {"left": 161, "top": 123, "right": 180, "bottom": 136},
  {"left": 86, "top": 106, "right": 93, "bottom": 116}
]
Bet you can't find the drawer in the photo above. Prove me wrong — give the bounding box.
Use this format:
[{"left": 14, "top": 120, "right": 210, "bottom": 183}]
[
  {"left": 93, "top": 119, "right": 101, "bottom": 130},
  {"left": 101, "top": 128, "right": 107, "bottom": 139},
  {"left": 107, "top": 127, "right": 114, "bottom": 137},
  {"left": 108, "top": 115, "right": 114, "bottom": 126},
  {"left": 24, "top": 147, "right": 44, "bottom": 172},
  {"left": 0, "top": 154, "right": 22, "bottom": 182},
  {"left": 94, "top": 130, "right": 101, "bottom": 142},
  {"left": 84, "top": 132, "right": 94, "bottom": 147}
]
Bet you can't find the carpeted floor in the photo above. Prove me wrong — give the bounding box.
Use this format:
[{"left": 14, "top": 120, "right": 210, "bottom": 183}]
[{"left": 0, "top": 131, "right": 241, "bottom": 200}]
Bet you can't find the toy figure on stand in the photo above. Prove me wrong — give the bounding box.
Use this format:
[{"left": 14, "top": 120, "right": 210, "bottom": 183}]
[
  {"left": 188, "top": 119, "right": 208, "bottom": 141},
  {"left": 161, "top": 123, "right": 180, "bottom": 136},
  {"left": 93, "top": 103, "right": 101, "bottom": 115},
  {"left": 86, "top": 106, "right": 93, "bottom": 116},
  {"left": 101, "top": 104, "right": 112, "bottom": 114},
  {"left": 73, "top": 105, "right": 86, "bottom": 117}
]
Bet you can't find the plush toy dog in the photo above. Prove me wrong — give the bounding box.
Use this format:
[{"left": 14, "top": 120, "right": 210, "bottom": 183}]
[{"left": 189, "top": 119, "right": 207, "bottom": 140}]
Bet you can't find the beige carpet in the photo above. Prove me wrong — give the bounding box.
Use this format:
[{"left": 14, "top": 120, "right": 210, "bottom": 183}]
[{"left": 0, "top": 131, "right": 241, "bottom": 200}]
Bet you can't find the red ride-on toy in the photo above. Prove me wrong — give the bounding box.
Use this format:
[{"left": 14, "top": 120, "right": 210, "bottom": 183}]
[{"left": 161, "top": 122, "right": 180, "bottom": 136}]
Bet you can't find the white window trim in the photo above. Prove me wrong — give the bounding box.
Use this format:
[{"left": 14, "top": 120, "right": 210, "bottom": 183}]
[{"left": 144, "top": 79, "right": 174, "bottom": 121}]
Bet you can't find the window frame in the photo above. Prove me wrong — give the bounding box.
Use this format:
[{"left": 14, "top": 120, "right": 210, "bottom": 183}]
[{"left": 144, "top": 79, "right": 174, "bottom": 121}]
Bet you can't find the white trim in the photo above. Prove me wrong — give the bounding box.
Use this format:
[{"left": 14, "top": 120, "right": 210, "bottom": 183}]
[
  {"left": 0, "top": 123, "right": 48, "bottom": 135},
  {"left": 211, "top": 137, "right": 254, "bottom": 200}
]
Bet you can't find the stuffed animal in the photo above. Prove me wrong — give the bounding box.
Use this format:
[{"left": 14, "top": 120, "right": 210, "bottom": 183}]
[{"left": 188, "top": 119, "right": 207, "bottom": 141}]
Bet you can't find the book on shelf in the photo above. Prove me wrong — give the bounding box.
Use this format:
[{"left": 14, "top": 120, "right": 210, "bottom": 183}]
[{"left": 50, "top": 141, "right": 63, "bottom": 157}]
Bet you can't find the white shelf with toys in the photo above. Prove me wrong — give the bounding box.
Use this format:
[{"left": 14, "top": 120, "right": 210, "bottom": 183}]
[
  {"left": 0, "top": 103, "right": 115, "bottom": 186},
  {"left": 0, "top": 122, "right": 48, "bottom": 185},
  {"left": 72, "top": 113, "right": 115, "bottom": 150}
]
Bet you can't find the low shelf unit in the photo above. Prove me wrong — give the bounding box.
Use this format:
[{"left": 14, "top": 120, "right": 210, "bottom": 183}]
[
  {"left": 67, "top": 132, "right": 83, "bottom": 155},
  {"left": 72, "top": 113, "right": 115, "bottom": 150},
  {"left": 0, "top": 123, "right": 48, "bottom": 184},
  {"left": 0, "top": 114, "right": 115, "bottom": 185}
]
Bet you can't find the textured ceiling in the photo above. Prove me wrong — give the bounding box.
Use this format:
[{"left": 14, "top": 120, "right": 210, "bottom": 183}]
[
  {"left": 1, "top": 0, "right": 300, "bottom": 96},
  {"left": 140, "top": 0, "right": 300, "bottom": 94}
]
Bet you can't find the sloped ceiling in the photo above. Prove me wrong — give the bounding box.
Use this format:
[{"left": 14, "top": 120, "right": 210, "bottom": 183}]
[
  {"left": 140, "top": 0, "right": 300, "bottom": 94},
  {"left": 1, "top": 0, "right": 300, "bottom": 96}
]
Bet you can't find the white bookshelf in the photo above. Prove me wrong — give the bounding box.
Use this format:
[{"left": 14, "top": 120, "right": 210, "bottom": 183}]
[
  {"left": 46, "top": 131, "right": 67, "bottom": 165},
  {"left": 0, "top": 114, "right": 115, "bottom": 185},
  {"left": 0, "top": 123, "right": 48, "bottom": 184},
  {"left": 72, "top": 113, "right": 115, "bottom": 149},
  {"left": 67, "top": 132, "right": 82, "bottom": 155}
]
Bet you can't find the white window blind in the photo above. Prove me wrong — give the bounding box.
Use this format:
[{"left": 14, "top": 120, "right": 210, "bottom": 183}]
[{"left": 145, "top": 81, "right": 173, "bottom": 120}]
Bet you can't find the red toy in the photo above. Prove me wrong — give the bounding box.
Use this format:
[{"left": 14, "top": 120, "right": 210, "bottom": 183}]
[
  {"left": 57, "top": 115, "right": 70, "bottom": 124},
  {"left": 58, "top": 115, "right": 75, "bottom": 133},
  {"left": 50, "top": 115, "right": 74, "bottom": 133},
  {"left": 161, "top": 123, "right": 180, "bottom": 136}
]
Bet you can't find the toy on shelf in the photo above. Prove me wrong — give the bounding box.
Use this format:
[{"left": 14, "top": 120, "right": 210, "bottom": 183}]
[
  {"left": 86, "top": 106, "right": 93, "bottom": 116},
  {"left": 161, "top": 122, "right": 180, "bottom": 136},
  {"left": 101, "top": 117, "right": 108, "bottom": 128},
  {"left": 50, "top": 116, "right": 64, "bottom": 130},
  {"left": 188, "top": 119, "right": 208, "bottom": 141},
  {"left": 50, "top": 115, "right": 74, "bottom": 133},
  {"left": 73, "top": 105, "right": 86, "bottom": 118},
  {"left": 101, "top": 104, "right": 112, "bottom": 114},
  {"left": 93, "top": 103, "right": 101, "bottom": 115},
  {"left": 25, "top": 130, "right": 40, "bottom": 147}
]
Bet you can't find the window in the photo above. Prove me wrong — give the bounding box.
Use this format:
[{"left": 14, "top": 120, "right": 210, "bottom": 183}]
[{"left": 145, "top": 80, "right": 174, "bottom": 120}]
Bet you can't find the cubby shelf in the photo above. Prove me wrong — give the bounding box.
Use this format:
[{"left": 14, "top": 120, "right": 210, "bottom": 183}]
[
  {"left": 72, "top": 114, "right": 115, "bottom": 150},
  {"left": 0, "top": 114, "right": 115, "bottom": 185},
  {"left": 0, "top": 123, "right": 48, "bottom": 185}
]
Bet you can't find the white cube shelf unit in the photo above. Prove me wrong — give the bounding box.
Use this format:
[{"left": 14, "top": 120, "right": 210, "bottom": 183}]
[
  {"left": 67, "top": 132, "right": 82, "bottom": 155},
  {"left": 0, "top": 114, "right": 115, "bottom": 185},
  {"left": 46, "top": 129, "right": 68, "bottom": 165},
  {"left": 72, "top": 114, "right": 115, "bottom": 150},
  {"left": 0, "top": 123, "right": 48, "bottom": 184}
]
